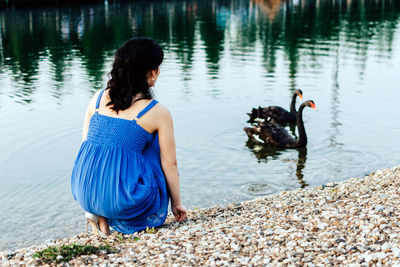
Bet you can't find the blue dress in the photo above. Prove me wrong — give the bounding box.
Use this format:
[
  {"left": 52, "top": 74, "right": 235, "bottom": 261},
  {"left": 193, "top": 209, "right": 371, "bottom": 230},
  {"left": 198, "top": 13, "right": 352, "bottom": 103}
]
[{"left": 71, "top": 89, "right": 169, "bottom": 234}]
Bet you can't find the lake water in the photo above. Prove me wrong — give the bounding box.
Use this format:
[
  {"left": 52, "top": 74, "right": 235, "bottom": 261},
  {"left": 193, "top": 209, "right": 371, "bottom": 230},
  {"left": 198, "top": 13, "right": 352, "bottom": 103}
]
[{"left": 1, "top": 0, "right": 400, "bottom": 250}]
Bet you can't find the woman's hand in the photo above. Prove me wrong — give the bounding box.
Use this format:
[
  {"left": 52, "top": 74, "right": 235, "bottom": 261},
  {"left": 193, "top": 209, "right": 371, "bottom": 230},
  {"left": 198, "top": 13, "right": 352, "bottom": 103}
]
[{"left": 172, "top": 203, "right": 187, "bottom": 222}]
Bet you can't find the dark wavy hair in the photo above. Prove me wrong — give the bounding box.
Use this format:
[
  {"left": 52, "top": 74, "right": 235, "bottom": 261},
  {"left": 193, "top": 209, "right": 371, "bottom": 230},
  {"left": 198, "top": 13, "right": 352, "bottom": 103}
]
[{"left": 106, "top": 37, "right": 164, "bottom": 113}]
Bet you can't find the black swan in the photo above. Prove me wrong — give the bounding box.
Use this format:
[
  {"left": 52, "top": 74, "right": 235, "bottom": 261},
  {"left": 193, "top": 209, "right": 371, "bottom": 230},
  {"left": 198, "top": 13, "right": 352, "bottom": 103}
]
[
  {"left": 244, "top": 100, "right": 316, "bottom": 148},
  {"left": 247, "top": 89, "right": 303, "bottom": 124}
]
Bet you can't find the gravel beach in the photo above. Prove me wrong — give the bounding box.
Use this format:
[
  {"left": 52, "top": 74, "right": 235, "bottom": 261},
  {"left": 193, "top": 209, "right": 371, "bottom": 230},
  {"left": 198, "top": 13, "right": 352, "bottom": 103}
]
[{"left": 2, "top": 166, "right": 400, "bottom": 266}]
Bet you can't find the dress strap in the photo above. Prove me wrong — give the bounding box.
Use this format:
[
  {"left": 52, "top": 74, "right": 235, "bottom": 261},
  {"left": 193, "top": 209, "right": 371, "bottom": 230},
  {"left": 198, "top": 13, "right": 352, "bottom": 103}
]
[
  {"left": 95, "top": 89, "right": 106, "bottom": 113},
  {"left": 135, "top": 99, "right": 158, "bottom": 120}
]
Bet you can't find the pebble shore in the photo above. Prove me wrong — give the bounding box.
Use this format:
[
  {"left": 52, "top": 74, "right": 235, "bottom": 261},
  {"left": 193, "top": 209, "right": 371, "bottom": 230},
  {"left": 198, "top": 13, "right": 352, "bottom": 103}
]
[{"left": 2, "top": 166, "right": 400, "bottom": 266}]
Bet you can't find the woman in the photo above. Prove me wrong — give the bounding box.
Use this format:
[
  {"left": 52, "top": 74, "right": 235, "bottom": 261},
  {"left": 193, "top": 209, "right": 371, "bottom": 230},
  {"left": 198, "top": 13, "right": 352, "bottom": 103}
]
[{"left": 71, "top": 37, "right": 186, "bottom": 236}]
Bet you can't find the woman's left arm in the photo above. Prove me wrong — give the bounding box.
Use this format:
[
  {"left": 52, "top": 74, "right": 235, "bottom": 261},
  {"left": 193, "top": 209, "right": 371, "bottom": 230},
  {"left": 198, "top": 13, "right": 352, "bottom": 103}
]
[
  {"left": 82, "top": 90, "right": 101, "bottom": 141},
  {"left": 82, "top": 105, "right": 92, "bottom": 141}
]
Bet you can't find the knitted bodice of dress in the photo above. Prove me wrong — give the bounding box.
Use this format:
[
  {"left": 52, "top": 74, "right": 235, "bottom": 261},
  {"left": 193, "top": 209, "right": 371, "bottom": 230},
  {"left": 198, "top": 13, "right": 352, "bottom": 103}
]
[{"left": 86, "top": 89, "right": 158, "bottom": 153}]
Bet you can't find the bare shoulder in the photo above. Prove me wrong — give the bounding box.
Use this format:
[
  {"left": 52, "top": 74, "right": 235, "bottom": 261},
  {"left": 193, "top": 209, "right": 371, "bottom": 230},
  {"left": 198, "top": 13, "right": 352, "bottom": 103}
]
[
  {"left": 154, "top": 103, "right": 170, "bottom": 114},
  {"left": 152, "top": 102, "right": 173, "bottom": 122},
  {"left": 87, "top": 89, "right": 104, "bottom": 113},
  {"left": 92, "top": 89, "right": 104, "bottom": 101}
]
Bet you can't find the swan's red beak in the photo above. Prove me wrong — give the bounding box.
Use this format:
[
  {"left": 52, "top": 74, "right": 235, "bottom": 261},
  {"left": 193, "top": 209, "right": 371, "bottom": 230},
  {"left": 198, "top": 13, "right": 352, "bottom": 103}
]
[
  {"left": 298, "top": 93, "right": 303, "bottom": 100},
  {"left": 310, "top": 102, "right": 317, "bottom": 110}
]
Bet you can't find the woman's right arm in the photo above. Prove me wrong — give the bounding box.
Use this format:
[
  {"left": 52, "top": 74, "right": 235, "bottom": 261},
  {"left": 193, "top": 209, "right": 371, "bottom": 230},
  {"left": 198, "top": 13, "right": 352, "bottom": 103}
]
[{"left": 157, "top": 105, "right": 187, "bottom": 222}]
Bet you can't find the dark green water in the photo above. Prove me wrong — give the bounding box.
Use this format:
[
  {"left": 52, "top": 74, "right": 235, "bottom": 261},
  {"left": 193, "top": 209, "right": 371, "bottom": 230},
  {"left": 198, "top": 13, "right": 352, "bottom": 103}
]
[{"left": 1, "top": 0, "right": 400, "bottom": 250}]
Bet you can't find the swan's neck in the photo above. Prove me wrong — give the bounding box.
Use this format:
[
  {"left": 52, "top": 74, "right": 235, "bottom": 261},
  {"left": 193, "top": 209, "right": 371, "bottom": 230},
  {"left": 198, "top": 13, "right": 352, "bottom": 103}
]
[
  {"left": 296, "top": 105, "right": 307, "bottom": 147},
  {"left": 290, "top": 93, "right": 298, "bottom": 114}
]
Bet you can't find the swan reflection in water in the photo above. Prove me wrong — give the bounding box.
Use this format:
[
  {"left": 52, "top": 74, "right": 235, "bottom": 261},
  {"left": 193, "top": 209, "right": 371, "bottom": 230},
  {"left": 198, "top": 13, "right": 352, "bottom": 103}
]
[{"left": 245, "top": 139, "right": 309, "bottom": 188}]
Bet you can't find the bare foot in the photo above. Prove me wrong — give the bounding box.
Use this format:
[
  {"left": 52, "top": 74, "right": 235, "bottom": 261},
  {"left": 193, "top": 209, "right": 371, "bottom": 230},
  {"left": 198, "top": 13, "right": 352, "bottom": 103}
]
[{"left": 98, "top": 216, "right": 110, "bottom": 235}]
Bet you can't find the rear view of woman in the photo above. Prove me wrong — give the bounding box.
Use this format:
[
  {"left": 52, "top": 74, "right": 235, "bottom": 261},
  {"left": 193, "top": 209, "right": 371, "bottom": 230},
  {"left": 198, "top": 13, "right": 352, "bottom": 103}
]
[{"left": 71, "top": 37, "right": 186, "bottom": 236}]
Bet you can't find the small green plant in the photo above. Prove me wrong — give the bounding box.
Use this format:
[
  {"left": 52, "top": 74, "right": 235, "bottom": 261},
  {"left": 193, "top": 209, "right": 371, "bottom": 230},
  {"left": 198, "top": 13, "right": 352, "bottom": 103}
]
[
  {"left": 146, "top": 226, "right": 155, "bottom": 234},
  {"left": 116, "top": 234, "right": 128, "bottom": 244},
  {"left": 33, "top": 244, "right": 118, "bottom": 263}
]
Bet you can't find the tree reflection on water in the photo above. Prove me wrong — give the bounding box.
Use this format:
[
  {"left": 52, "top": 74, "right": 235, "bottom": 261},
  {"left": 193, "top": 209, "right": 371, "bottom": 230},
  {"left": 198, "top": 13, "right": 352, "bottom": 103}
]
[{"left": 0, "top": 0, "right": 399, "bottom": 103}]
